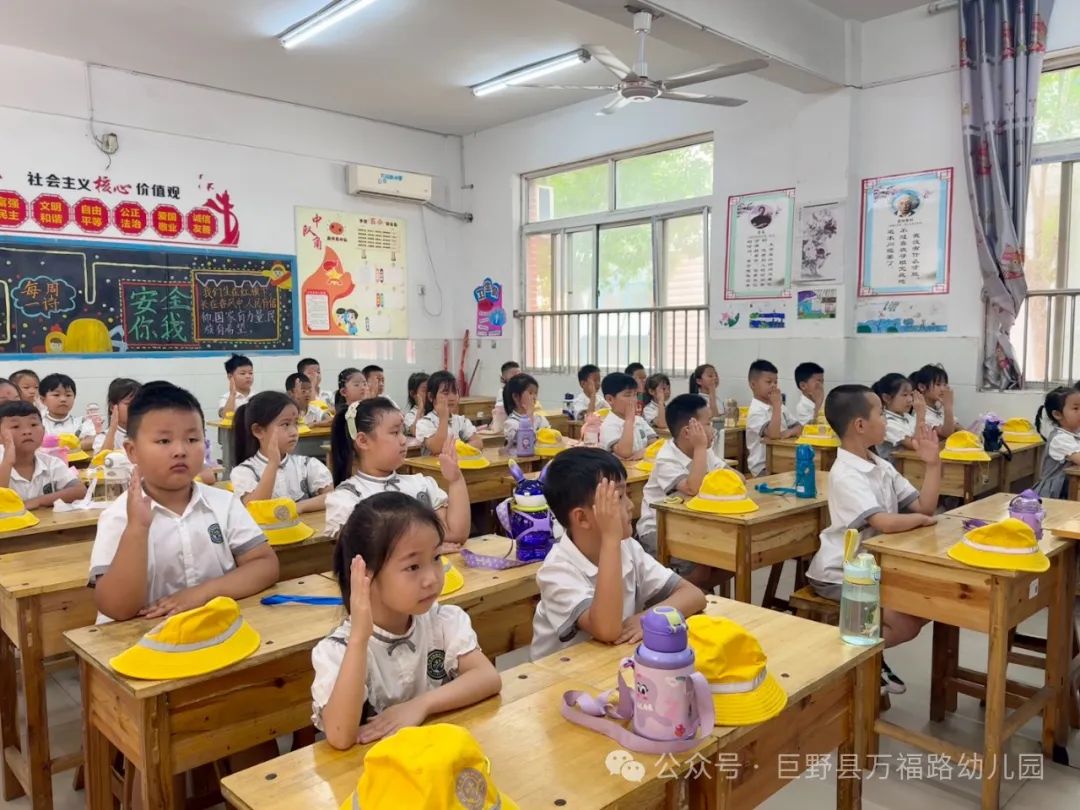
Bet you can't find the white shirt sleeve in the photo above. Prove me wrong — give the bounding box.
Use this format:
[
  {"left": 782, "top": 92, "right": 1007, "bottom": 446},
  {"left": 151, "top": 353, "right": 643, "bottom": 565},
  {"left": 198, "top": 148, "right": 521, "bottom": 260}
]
[
  {"left": 630, "top": 542, "right": 681, "bottom": 606},
  {"left": 325, "top": 486, "right": 361, "bottom": 537},
  {"left": 642, "top": 402, "right": 659, "bottom": 426},
  {"left": 436, "top": 604, "right": 480, "bottom": 668},
  {"left": 414, "top": 414, "right": 438, "bottom": 442},
  {"left": 746, "top": 402, "right": 771, "bottom": 437},
  {"left": 46, "top": 455, "right": 80, "bottom": 493},
  {"left": 88, "top": 497, "right": 127, "bottom": 582},
  {"left": 651, "top": 453, "right": 690, "bottom": 496},
  {"left": 229, "top": 462, "right": 260, "bottom": 499},
  {"left": 455, "top": 415, "right": 477, "bottom": 441},
  {"left": 423, "top": 477, "right": 450, "bottom": 511},
  {"left": 305, "top": 457, "right": 334, "bottom": 495},
  {"left": 888, "top": 465, "right": 920, "bottom": 510},
  {"left": 795, "top": 397, "right": 816, "bottom": 425},
  {"left": 310, "top": 624, "right": 349, "bottom": 730},
  {"left": 223, "top": 491, "right": 268, "bottom": 557},
  {"left": 1048, "top": 430, "right": 1080, "bottom": 462},
  {"left": 884, "top": 413, "right": 915, "bottom": 446},
  {"left": 403, "top": 408, "right": 419, "bottom": 434},
  {"left": 832, "top": 472, "right": 892, "bottom": 530},
  {"left": 77, "top": 419, "right": 98, "bottom": 439},
  {"left": 599, "top": 415, "right": 623, "bottom": 451},
  {"left": 640, "top": 417, "right": 658, "bottom": 443},
  {"left": 535, "top": 558, "right": 594, "bottom": 647}
]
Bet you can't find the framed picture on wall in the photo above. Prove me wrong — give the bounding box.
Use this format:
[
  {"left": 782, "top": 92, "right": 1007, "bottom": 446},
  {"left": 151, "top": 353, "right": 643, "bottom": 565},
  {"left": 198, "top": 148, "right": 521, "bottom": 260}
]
[
  {"left": 794, "top": 201, "right": 843, "bottom": 286},
  {"left": 723, "top": 187, "right": 794, "bottom": 300}
]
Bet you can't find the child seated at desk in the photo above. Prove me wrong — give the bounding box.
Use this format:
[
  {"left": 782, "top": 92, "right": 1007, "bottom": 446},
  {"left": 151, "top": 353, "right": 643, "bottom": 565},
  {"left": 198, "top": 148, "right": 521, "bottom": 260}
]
[
  {"left": 625, "top": 362, "right": 647, "bottom": 395},
  {"left": 641, "top": 373, "right": 671, "bottom": 430},
  {"left": 806, "top": 384, "right": 940, "bottom": 695},
  {"left": 873, "top": 372, "right": 926, "bottom": 463},
  {"left": 495, "top": 360, "right": 521, "bottom": 407},
  {"left": 530, "top": 447, "right": 705, "bottom": 659},
  {"left": 910, "top": 363, "right": 957, "bottom": 437},
  {"left": 286, "top": 372, "right": 331, "bottom": 427},
  {"left": 9, "top": 369, "right": 40, "bottom": 409},
  {"left": 502, "top": 373, "right": 549, "bottom": 449},
  {"left": 297, "top": 357, "right": 333, "bottom": 408},
  {"left": 403, "top": 372, "right": 429, "bottom": 436},
  {"left": 414, "top": 370, "right": 482, "bottom": 456},
  {"left": 0, "top": 379, "right": 18, "bottom": 403},
  {"left": 90, "top": 382, "right": 279, "bottom": 623},
  {"left": 39, "top": 373, "right": 97, "bottom": 448},
  {"left": 363, "top": 365, "right": 397, "bottom": 409},
  {"left": 312, "top": 492, "right": 501, "bottom": 749},
  {"left": 570, "top": 363, "right": 601, "bottom": 420},
  {"left": 793, "top": 362, "right": 825, "bottom": 426},
  {"left": 219, "top": 353, "right": 255, "bottom": 418},
  {"left": 0, "top": 401, "right": 86, "bottom": 509},
  {"left": 745, "top": 359, "right": 799, "bottom": 476},
  {"left": 230, "top": 391, "right": 333, "bottom": 512},
  {"left": 1033, "top": 385, "right": 1080, "bottom": 498},
  {"left": 335, "top": 367, "right": 370, "bottom": 413},
  {"left": 600, "top": 372, "right": 657, "bottom": 461},
  {"left": 326, "top": 397, "right": 470, "bottom": 548},
  {"left": 93, "top": 378, "right": 141, "bottom": 453},
  {"left": 689, "top": 363, "right": 721, "bottom": 420}
]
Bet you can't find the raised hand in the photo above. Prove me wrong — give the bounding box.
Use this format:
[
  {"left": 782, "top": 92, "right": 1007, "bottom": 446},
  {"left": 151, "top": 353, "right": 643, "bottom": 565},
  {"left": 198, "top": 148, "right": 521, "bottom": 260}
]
[
  {"left": 912, "top": 390, "right": 927, "bottom": 418},
  {"left": 686, "top": 417, "right": 709, "bottom": 450},
  {"left": 349, "top": 556, "right": 373, "bottom": 642},
  {"left": 265, "top": 425, "right": 283, "bottom": 467},
  {"left": 911, "top": 423, "right": 940, "bottom": 464},
  {"left": 768, "top": 387, "right": 783, "bottom": 408},
  {"left": 434, "top": 390, "right": 450, "bottom": 420},
  {"left": 438, "top": 436, "right": 463, "bottom": 484},
  {"left": 126, "top": 466, "right": 154, "bottom": 528},
  {"left": 1, "top": 428, "right": 15, "bottom": 460},
  {"left": 593, "top": 478, "right": 626, "bottom": 548}
]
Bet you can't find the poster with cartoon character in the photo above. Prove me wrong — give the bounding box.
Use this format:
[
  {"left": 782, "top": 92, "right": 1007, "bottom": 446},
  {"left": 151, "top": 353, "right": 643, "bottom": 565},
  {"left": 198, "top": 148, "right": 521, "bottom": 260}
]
[
  {"left": 723, "top": 188, "right": 794, "bottom": 300},
  {"left": 474, "top": 278, "right": 506, "bottom": 337}
]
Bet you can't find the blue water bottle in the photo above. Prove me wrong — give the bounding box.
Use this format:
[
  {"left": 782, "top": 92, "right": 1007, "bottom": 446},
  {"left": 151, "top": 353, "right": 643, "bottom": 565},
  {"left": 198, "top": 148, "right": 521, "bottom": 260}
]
[{"left": 795, "top": 443, "right": 816, "bottom": 498}]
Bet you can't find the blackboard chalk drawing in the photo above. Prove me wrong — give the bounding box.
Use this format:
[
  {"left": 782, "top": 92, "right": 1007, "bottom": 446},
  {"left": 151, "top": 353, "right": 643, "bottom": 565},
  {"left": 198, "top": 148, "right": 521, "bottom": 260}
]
[{"left": 12, "top": 275, "right": 78, "bottom": 319}]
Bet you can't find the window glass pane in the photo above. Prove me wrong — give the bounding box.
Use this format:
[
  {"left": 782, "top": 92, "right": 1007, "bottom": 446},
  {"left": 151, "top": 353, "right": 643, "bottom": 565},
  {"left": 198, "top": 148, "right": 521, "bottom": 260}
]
[
  {"left": 662, "top": 215, "right": 706, "bottom": 375},
  {"left": 527, "top": 163, "right": 609, "bottom": 222},
  {"left": 598, "top": 223, "right": 653, "bottom": 370},
  {"left": 565, "top": 230, "right": 595, "bottom": 371},
  {"left": 615, "top": 142, "right": 714, "bottom": 209},
  {"left": 524, "top": 234, "right": 554, "bottom": 311},
  {"left": 1035, "top": 66, "right": 1080, "bottom": 143},
  {"left": 1024, "top": 161, "right": 1061, "bottom": 291},
  {"left": 1068, "top": 165, "right": 1080, "bottom": 288}
]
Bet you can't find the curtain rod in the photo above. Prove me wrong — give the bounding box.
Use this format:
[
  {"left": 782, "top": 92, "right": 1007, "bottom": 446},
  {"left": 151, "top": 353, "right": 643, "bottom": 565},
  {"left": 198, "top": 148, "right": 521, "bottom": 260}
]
[{"left": 927, "top": 0, "right": 958, "bottom": 14}]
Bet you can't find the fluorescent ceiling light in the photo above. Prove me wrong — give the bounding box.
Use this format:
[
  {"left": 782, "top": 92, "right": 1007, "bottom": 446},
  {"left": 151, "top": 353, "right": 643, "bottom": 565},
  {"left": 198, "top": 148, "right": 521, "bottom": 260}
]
[
  {"left": 472, "top": 49, "right": 590, "bottom": 97},
  {"left": 278, "top": 0, "right": 381, "bottom": 49}
]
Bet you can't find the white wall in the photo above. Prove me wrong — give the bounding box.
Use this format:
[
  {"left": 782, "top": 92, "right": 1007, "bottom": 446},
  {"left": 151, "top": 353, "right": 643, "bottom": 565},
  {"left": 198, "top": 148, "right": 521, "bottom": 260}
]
[{"left": 0, "top": 45, "right": 467, "bottom": 421}]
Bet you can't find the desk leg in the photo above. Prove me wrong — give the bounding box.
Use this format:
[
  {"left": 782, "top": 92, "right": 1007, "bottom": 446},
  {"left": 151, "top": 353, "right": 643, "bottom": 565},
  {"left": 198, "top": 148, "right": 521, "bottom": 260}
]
[
  {"left": 735, "top": 527, "right": 752, "bottom": 603},
  {"left": 657, "top": 512, "right": 671, "bottom": 568},
  {"left": 1043, "top": 546, "right": 1075, "bottom": 763},
  {"left": 856, "top": 651, "right": 880, "bottom": 763},
  {"left": 0, "top": 630, "right": 22, "bottom": 801},
  {"left": 930, "top": 622, "right": 952, "bottom": 722},
  {"left": 17, "top": 601, "right": 52, "bottom": 810},
  {"left": 137, "top": 695, "right": 178, "bottom": 810},
  {"left": 80, "top": 662, "right": 113, "bottom": 810},
  {"left": 982, "top": 584, "right": 1009, "bottom": 810}
]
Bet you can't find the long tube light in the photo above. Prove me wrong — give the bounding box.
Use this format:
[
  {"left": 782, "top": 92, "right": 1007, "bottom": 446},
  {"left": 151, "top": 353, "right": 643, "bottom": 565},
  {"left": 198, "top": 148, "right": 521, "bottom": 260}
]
[
  {"left": 278, "top": 0, "right": 381, "bottom": 49},
  {"left": 471, "top": 49, "right": 590, "bottom": 97}
]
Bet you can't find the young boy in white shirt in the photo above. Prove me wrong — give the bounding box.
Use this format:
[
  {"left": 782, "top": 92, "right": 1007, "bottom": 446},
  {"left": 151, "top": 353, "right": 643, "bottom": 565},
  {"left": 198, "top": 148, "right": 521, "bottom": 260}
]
[
  {"left": 286, "top": 372, "right": 331, "bottom": 426},
  {"left": 0, "top": 401, "right": 86, "bottom": 508},
  {"left": 91, "top": 382, "right": 278, "bottom": 623},
  {"left": 219, "top": 353, "right": 255, "bottom": 417},
  {"left": 599, "top": 372, "right": 657, "bottom": 461},
  {"left": 38, "top": 373, "right": 97, "bottom": 447},
  {"left": 495, "top": 361, "right": 520, "bottom": 408},
  {"left": 744, "top": 359, "right": 800, "bottom": 476},
  {"left": 298, "top": 358, "right": 334, "bottom": 408},
  {"left": 363, "top": 365, "right": 398, "bottom": 409},
  {"left": 570, "top": 364, "right": 601, "bottom": 420},
  {"left": 793, "top": 362, "right": 825, "bottom": 426},
  {"left": 530, "top": 447, "right": 705, "bottom": 660},
  {"left": 806, "top": 383, "right": 941, "bottom": 695}
]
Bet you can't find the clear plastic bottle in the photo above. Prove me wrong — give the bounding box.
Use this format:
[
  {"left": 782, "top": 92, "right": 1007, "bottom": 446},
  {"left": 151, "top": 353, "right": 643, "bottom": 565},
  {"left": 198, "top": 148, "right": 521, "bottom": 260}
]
[
  {"left": 582, "top": 411, "right": 601, "bottom": 447},
  {"left": 840, "top": 552, "right": 881, "bottom": 646}
]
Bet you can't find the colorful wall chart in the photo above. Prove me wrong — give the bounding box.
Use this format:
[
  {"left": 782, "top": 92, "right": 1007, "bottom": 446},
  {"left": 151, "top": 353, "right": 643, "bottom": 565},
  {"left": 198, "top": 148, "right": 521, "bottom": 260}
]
[
  {"left": 0, "top": 236, "right": 296, "bottom": 357},
  {"left": 724, "top": 188, "right": 794, "bottom": 300},
  {"left": 854, "top": 297, "right": 947, "bottom": 334},
  {"left": 474, "top": 278, "right": 505, "bottom": 337},
  {"left": 858, "top": 168, "right": 952, "bottom": 296},
  {"left": 296, "top": 207, "right": 407, "bottom": 338},
  {"left": 797, "top": 288, "right": 838, "bottom": 320}
]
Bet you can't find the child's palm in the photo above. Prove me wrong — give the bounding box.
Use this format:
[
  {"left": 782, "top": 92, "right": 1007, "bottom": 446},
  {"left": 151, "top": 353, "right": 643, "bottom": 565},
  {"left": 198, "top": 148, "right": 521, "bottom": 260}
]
[
  {"left": 349, "top": 557, "right": 374, "bottom": 640},
  {"left": 439, "top": 440, "right": 463, "bottom": 482}
]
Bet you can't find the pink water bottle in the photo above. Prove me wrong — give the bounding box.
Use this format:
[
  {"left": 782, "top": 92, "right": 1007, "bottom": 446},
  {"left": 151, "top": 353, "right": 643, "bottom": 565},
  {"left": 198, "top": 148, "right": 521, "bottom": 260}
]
[
  {"left": 582, "top": 411, "right": 601, "bottom": 447},
  {"left": 41, "top": 434, "right": 68, "bottom": 465},
  {"left": 625, "top": 607, "right": 703, "bottom": 742}
]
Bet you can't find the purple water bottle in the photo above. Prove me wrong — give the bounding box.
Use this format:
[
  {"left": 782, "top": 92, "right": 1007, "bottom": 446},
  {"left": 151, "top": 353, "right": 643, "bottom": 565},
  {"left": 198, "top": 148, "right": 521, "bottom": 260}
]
[
  {"left": 1009, "top": 489, "right": 1045, "bottom": 539},
  {"left": 636, "top": 606, "right": 694, "bottom": 670},
  {"left": 627, "top": 607, "right": 702, "bottom": 742},
  {"left": 515, "top": 415, "right": 536, "bottom": 457}
]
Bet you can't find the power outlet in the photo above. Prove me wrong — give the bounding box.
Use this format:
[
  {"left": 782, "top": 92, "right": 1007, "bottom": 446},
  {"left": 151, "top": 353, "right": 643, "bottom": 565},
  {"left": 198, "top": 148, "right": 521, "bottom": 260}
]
[{"left": 417, "top": 284, "right": 426, "bottom": 296}]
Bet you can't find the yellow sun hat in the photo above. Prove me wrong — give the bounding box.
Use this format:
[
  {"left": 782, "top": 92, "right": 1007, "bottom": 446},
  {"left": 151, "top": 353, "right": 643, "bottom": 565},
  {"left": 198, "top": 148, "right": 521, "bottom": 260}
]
[
  {"left": 246, "top": 498, "right": 314, "bottom": 546},
  {"left": 0, "top": 488, "right": 40, "bottom": 533},
  {"left": 90, "top": 449, "right": 110, "bottom": 467},
  {"left": 340, "top": 724, "right": 519, "bottom": 810},
  {"left": 57, "top": 433, "right": 89, "bottom": 463},
  {"left": 534, "top": 428, "right": 566, "bottom": 457},
  {"left": 440, "top": 556, "right": 464, "bottom": 596},
  {"left": 940, "top": 430, "right": 991, "bottom": 462},
  {"left": 1001, "top": 418, "right": 1042, "bottom": 446},
  {"left": 298, "top": 422, "right": 312, "bottom": 435},
  {"left": 109, "top": 596, "right": 260, "bottom": 680},
  {"left": 595, "top": 407, "right": 611, "bottom": 419},
  {"left": 311, "top": 398, "right": 329, "bottom": 411},
  {"left": 796, "top": 423, "right": 840, "bottom": 448},
  {"left": 687, "top": 614, "right": 787, "bottom": 726},
  {"left": 635, "top": 438, "right": 667, "bottom": 472},
  {"left": 947, "top": 517, "right": 1050, "bottom": 573},
  {"left": 686, "top": 469, "right": 758, "bottom": 515},
  {"left": 219, "top": 411, "right": 235, "bottom": 428},
  {"left": 455, "top": 439, "right": 490, "bottom": 469}
]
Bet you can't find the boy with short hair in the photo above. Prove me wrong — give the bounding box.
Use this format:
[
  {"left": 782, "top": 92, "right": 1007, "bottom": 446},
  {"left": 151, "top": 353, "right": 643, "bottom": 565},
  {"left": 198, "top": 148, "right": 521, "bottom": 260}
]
[
  {"left": 531, "top": 447, "right": 705, "bottom": 659},
  {"left": 38, "top": 373, "right": 97, "bottom": 447},
  {"left": 599, "top": 372, "right": 658, "bottom": 460},
  {"left": 496, "top": 361, "right": 520, "bottom": 407},
  {"left": 793, "top": 362, "right": 825, "bottom": 426},
  {"left": 286, "top": 372, "right": 330, "bottom": 426},
  {"left": 910, "top": 364, "right": 957, "bottom": 437},
  {"left": 745, "top": 360, "right": 800, "bottom": 476},
  {"left": 297, "top": 358, "right": 333, "bottom": 408},
  {"left": 570, "top": 364, "right": 602, "bottom": 419},
  {"left": 807, "top": 384, "right": 940, "bottom": 694},
  {"left": 362, "top": 365, "right": 397, "bottom": 409},
  {"left": 219, "top": 353, "right": 255, "bottom": 417},
  {"left": 0, "top": 401, "right": 86, "bottom": 509},
  {"left": 91, "top": 382, "right": 279, "bottom": 623}
]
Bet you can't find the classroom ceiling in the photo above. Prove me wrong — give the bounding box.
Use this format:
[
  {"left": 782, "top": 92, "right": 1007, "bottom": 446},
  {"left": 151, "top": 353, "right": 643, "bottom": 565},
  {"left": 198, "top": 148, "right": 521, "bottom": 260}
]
[
  {"left": 0, "top": 0, "right": 762, "bottom": 135},
  {"left": 805, "top": 0, "right": 931, "bottom": 22}
]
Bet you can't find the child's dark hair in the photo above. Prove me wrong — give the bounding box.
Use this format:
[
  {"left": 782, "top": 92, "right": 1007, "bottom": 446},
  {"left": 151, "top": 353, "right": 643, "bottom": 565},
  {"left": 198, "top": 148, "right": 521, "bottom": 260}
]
[
  {"left": 330, "top": 397, "right": 401, "bottom": 485},
  {"left": 106, "top": 378, "right": 141, "bottom": 414},
  {"left": 362, "top": 364, "right": 383, "bottom": 377},
  {"left": 747, "top": 359, "right": 777, "bottom": 381},
  {"left": 909, "top": 363, "right": 948, "bottom": 392},
  {"left": 424, "top": 370, "right": 457, "bottom": 415},
  {"left": 689, "top": 364, "right": 715, "bottom": 395},
  {"left": 1035, "top": 385, "right": 1080, "bottom": 435},
  {"left": 542, "top": 447, "right": 628, "bottom": 528},
  {"left": 666, "top": 394, "right": 707, "bottom": 439},
  {"left": 503, "top": 373, "right": 538, "bottom": 415},
  {"left": 500, "top": 361, "right": 520, "bottom": 378},
  {"left": 285, "top": 372, "right": 309, "bottom": 393},
  {"left": 624, "top": 362, "right": 645, "bottom": 376},
  {"left": 0, "top": 401, "right": 42, "bottom": 421},
  {"left": 601, "top": 372, "right": 637, "bottom": 399},
  {"left": 824, "top": 384, "right": 875, "bottom": 438},
  {"left": 224, "top": 353, "right": 252, "bottom": 375},
  {"left": 334, "top": 367, "right": 364, "bottom": 411},
  {"left": 297, "top": 357, "right": 319, "bottom": 375},
  {"left": 126, "top": 381, "right": 203, "bottom": 438},
  {"left": 643, "top": 373, "right": 670, "bottom": 406},
  {"left": 577, "top": 364, "right": 600, "bottom": 383},
  {"left": 0, "top": 379, "right": 17, "bottom": 398},
  {"left": 794, "top": 362, "right": 825, "bottom": 388},
  {"left": 9, "top": 369, "right": 38, "bottom": 385},
  {"left": 234, "top": 391, "right": 298, "bottom": 463},
  {"left": 39, "top": 373, "right": 76, "bottom": 396},
  {"left": 872, "top": 373, "right": 910, "bottom": 408},
  {"left": 407, "top": 372, "right": 429, "bottom": 409},
  {"left": 334, "top": 492, "right": 445, "bottom": 603}
]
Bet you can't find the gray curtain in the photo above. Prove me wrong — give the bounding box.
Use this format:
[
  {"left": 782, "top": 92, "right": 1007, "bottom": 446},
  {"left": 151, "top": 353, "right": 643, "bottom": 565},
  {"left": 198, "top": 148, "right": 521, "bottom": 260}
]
[{"left": 959, "top": 0, "right": 1054, "bottom": 390}]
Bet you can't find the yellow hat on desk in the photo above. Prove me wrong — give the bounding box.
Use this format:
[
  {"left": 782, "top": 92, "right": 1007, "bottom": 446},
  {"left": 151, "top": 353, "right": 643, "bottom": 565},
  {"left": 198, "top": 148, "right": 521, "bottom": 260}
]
[
  {"left": 686, "top": 469, "right": 758, "bottom": 515},
  {"left": 796, "top": 423, "right": 840, "bottom": 448},
  {"left": 594, "top": 407, "right": 611, "bottom": 419},
  {"left": 440, "top": 556, "right": 464, "bottom": 596},
  {"left": 246, "top": 498, "right": 314, "bottom": 546},
  {"left": 297, "top": 422, "right": 312, "bottom": 435},
  {"left": 57, "top": 433, "right": 89, "bottom": 463},
  {"left": 947, "top": 517, "right": 1050, "bottom": 573},
  {"left": 311, "top": 398, "right": 329, "bottom": 411},
  {"left": 1002, "top": 418, "right": 1042, "bottom": 446},
  {"left": 940, "top": 430, "right": 991, "bottom": 462},
  {"left": 455, "top": 440, "right": 490, "bottom": 470},
  {"left": 340, "top": 724, "right": 519, "bottom": 810},
  {"left": 534, "top": 428, "right": 567, "bottom": 457},
  {"left": 219, "top": 411, "right": 235, "bottom": 428},
  {"left": 109, "top": 596, "right": 260, "bottom": 680},
  {"left": 635, "top": 438, "right": 667, "bottom": 472},
  {"left": 0, "top": 488, "right": 39, "bottom": 533}
]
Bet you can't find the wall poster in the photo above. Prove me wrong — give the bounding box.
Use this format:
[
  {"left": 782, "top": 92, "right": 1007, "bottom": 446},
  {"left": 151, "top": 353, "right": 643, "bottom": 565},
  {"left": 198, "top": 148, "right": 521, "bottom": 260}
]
[
  {"left": 474, "top": 277, "right": 505, "bottom": 337},
  {"left": 796, "top": 201, "right": 843, "bottom": 285},
  {"left": 724, "top": 188, "right": 794, "bottom": 300},
  {"left": 797, "top": 288, "right": 838, "bottom": 320},
  {"left": 854, "top": 297, "right": 947, "bottom": 334}
]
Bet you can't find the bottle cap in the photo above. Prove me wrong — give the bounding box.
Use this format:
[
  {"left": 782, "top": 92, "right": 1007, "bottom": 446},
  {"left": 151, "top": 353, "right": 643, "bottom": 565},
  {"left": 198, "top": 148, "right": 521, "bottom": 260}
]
[
  {"left": 844, "top": 552, "right": 879, "bottom": 586},
  {"left": 641, "top": 606, "right": 687, "bottom": 653}
]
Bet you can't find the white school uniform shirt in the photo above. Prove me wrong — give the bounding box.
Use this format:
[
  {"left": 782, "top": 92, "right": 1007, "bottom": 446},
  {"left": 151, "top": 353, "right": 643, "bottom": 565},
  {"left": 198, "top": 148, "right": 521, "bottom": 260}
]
[
  {"left": 414, "top": 412, "right": 477, "bottom": 455},
  {"left": 0, "top": 448, "right": 79, "bottom": 502},
  {"left": 642, "top": 401, "right": 662, "bottom": 427},
  {"left": 503, "top": 412, "right": 550, "bottom": 448},
  {"left": 325, "top": 471, "right": 449, "bottom": 537},
  {"left": 807, "top": 448, "right": 919, "bottom": 585},
  {"left": 636, "top": 442, "right": 727, "bottom": 546},
  {"left": 877, "top": 410, "right": 916, "bottom": 462},
  {"left": 304, "top": 403, "right": 329, "bottom": 425},
  {"left": 599, "top": 412, "right": 657, "bottom": 456},
  {"left": 570, "top": 391, "right": 598, "bottom": 420},
  {"left": 530, "top": 536, "right": 681, "bottom": 660},
  {"left": 925, "top": 403, "right": 945, "bottom": 430},
  {"left": 403, "top": 406, "right": 421, "bottom": 435},
  {"left": 310, "top": 603, "right": 478, "bottom": 730},
  {"left": 1046, "top": 426, "right": 1080, "bottom": 462},
  {"left": 91, "top": 425, "right": 127, "bottom": 453},
  {"left": 794, "top": 395, "right": 819, "bottom": 426},
  {"left": 229, "top": 452, "right": 333, "bottom": 502},
  {"left": 217, "top": 391, "right": 251, "bottom": 414},
  {"left": 744, "top": 399, "right": 796, "bottom": 476},
  {"left": 88, "top": 483, "right": 267, "bottom": 623},
  {"left": 40, "top": 412, "right": 95, "bottom": 439}
]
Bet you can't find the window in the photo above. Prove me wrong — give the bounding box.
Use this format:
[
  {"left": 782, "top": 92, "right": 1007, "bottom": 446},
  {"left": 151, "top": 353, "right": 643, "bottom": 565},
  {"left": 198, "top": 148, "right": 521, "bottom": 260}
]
[{"left": 520, "top": 136, "right": 712, "bottom": 375}]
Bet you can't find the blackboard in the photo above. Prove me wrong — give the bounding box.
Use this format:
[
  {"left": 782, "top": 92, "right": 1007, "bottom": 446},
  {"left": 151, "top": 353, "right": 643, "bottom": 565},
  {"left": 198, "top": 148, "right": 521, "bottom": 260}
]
[{"left": 0, "top": 236, "right": 297, "bottom": 357}]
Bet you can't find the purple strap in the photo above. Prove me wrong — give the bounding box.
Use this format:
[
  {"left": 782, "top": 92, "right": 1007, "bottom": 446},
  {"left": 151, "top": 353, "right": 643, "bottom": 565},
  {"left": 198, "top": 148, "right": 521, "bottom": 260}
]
[{"left": 460, "top": 548, "right": 530, "bottom": 570}]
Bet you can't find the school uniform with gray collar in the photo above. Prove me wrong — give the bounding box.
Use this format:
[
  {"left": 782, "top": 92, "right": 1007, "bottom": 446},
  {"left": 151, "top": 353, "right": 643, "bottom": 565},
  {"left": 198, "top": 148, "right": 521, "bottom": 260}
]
[
  {"left": 325, "top": 471, "right": 449, "bottom": 536},
  {"left": 1034, "top": 426, "right": 1080, "bottom": 498},
  {"left": 413, "top": 412, "right": 478, "bottom": 456},
  {"left": 229, "top": 452, "right": 333, "bottom": 502}
]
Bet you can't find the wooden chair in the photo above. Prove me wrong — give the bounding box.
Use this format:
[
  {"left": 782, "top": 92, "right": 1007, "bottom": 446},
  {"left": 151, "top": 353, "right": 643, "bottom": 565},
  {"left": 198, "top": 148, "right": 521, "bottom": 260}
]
[{"left": 788, "top": 585, "right": 840, "bottom": 625}]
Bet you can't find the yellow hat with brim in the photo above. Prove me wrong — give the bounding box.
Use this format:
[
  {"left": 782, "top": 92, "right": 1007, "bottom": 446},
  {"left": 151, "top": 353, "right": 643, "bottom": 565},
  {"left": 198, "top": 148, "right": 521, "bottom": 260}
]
[
  {"left": 595, "top": 408, "right": 611, "bottom": 419},
  {"left": 940, "top": 430, "right": 991, "bottom": 462},
  {"left": 298, "top": 422, "right": 312, "bottom": 435},
  {"left": 947, "top": 517, "right": 1050, "bottom": 573},
  {"left": 0, "top": 488, "right": 39, "bottom": 533},
  {"left": 311, "top": 399, "right": 329, "bottom": 411},
  {"left": 635, "top": 438, "right": 667, "bottom": 472},
  {"left": 686, "top": 469, "right": 758, "bottom": 515},
  {"left": 455, "top": 439, "right": 490, "bottom": 469},
  {"left": 219, "top": 411, "right": 235, "bottom": 428},
  {"left": 57, "top": 433, "right": 89, "bottom": 462},
  {"left": 246, "top": 498, "right": 314, "bottom": 546},
  {"left": 440, "top": 556, "right": 464, "bottom": 596},
  {"left": 90, "top": 449, "right": 110, "bottom": 467},
  {"left": 1002, "top": 418, "right": 1042, "bottom": 446},
  {"left": 687, "top": 614, "right": 787, "bottom": 726},
  {"left": 109, "top": 596, "right": 260, "bottom": 680},
  {"left": 341, "top": 724, "right": 519, "bottom": 810},
  {"left": 534, "top": 428, "right": 566, "bottom": 457},
  {"left": 796, "top": 424, "right": 840, "bottom": 448}
]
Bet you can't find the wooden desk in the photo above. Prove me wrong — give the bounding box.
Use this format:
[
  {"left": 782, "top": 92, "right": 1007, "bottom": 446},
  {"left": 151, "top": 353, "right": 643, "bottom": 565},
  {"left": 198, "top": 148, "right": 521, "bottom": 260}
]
[
  {"left": 210, "top": 421, "right": 331, "bottom": 476},
  {"left": 764, "top": 438, "right": 837, "bottom": 476},
  {"left": 893, "top": 449, "right": 1004, "bottom": 504},
  {"left": 474, "top": 428, "right": 505, "bottom": 449},
  {"left": 545, "top": 412, "right": 570, "bottom": 434},
  {"left": 458, "top": 396, "right": 495, "bottom": 423},
  {"left": 945, "top": 491, "right": 1080, "bottom": 532},
  {"left": 1067, "top": 466, "right": 1080, "bottom": 500},
  {"left": 722, "top": 425, "right": 747, "bottom": 473},
  {"left": 654, "top": 471, "right": 828, "bottom": 605},
  {"left": 402, "top": 448, "right": 540, "bottom": 504},
  {"left": 0, "top": 508, "right": 101, "bottom": 553},
  {"left": 864, "top": 516, "right": 1075, "bottom": 808},
  {"left": 1002, "top": 442, "right": 1043, "bottom": 492}
]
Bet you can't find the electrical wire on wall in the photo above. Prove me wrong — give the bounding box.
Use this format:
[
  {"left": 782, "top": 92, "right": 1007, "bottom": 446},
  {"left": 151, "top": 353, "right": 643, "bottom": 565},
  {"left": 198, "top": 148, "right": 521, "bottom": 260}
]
[
  {"left": 419, "top": 203, "right": 446, "bottom": 318},
  {"left": 85, "top": 64, "right": 120, "bottom": 168}
]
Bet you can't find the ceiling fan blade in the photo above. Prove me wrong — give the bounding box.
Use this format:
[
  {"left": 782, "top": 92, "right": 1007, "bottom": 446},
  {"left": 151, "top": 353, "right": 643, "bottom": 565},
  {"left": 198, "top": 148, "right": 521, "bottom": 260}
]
[
  {"left": 596, "top": 94, "right": 632, "bottom": 116},
  {"left": 658, "top": 90, "right": 747, "bottom": 107},
  {"left": 661, "top": 58, "right": 769, "bottom": 90},
  {"left": 587, "top": 45, "right": 636, "bottom": 80},
  {"left": 513, "top": 84, "right": 618, "bottom": 91}
]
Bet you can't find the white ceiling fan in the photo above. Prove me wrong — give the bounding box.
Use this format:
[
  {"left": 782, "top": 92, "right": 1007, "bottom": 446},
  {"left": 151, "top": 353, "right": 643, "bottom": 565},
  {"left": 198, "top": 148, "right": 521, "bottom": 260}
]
[{"left": 517, "top": 8, "right": 768, "bottom": 116}]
